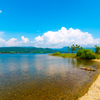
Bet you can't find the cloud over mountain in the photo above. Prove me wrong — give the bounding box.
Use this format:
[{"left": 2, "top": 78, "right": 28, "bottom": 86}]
[
  {"left": 35, "top": 27, "right": 100, "bottom": 48},
  {"left": 0, "top": 27, "right": 100, "bottom": 48}
]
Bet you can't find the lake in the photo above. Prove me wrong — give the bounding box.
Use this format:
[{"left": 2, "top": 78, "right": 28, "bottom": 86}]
[{"left": 0, "top": 54, "right": 99, "bottom": 100}]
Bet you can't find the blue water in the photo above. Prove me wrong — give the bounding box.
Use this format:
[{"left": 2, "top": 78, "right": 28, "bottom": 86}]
[{"left": 0, "top": 54, "right": 98, "bottom": 100}]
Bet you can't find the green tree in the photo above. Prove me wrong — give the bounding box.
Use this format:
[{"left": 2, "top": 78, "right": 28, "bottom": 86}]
[
  {"left": 71, "top": 44, "right": 76, "bottom": 53},
  {"left": 67, "top": 44, "right": 83, "bottom": 53},
  {"left": 76, "top": 49, "right": 96, "bottom": 59},
  {"left": 75, "top": 44, "right": 83, "bottom": 50},
  {"left": 67, "top": 46, "right": 70, "bottom": 53},
  {"left": 79, "top": 46, "right": 83, "bottom": 50},
  {"left": 95, "top": 45, "right": 100, "bottom": 54},
  {"left": 75, "top": 44, "right": 81, "bottom": 51}
]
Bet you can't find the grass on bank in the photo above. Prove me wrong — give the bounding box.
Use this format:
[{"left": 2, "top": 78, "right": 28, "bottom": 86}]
[
  {"left": 49, "top": 52, "right": 76, "bottom": 58},
  {"left": 50, "top": 50, "right": 100, "bottom": 59},
  {"left": 95, "top": 54, "right": 100, "bottom": 59}
]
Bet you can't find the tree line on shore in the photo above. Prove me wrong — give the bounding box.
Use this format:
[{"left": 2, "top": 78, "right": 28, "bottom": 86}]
[
  {"left": 51, "top": 44, "right": 100, "bottom": 59},
  {"left": 67, "top": 44, "right": 100, "bottom": 54},
  {"left": 67, "top": 44, "right": 100, "bottom": 59}
]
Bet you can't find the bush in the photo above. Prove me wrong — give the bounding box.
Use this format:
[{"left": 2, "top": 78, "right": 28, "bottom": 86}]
[
  {"left": 62, "top": 54, "right": 66, "bottom": 58},
  {"left": 76, "top": 49, "right": 96, "bottom": 59},
  {"left": 96, "top": 55, "right": 100, "bottom": 59},
  {"left": 86, "top": 51, "right": 96, "bottom": 59},
  {"left": 76, "top": 50, "right": 83, "bottom": 57},
  {"left": 52, "top": 52, "right": 61, "bottom": 56}
]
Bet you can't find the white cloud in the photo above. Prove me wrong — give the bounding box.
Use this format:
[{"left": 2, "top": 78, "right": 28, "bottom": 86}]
[
  {"left": 0, "top": 28, "right": 100, "bottom": 48},
  {"left": 0, "top": 31, "right": 4, "bottom": 34},
  {"left": 21, "top": 36, "right": 29, "bottom": 43},
  {"left": 0, "top": 38, "right": 5, "bottom": 46},
  {"left": 35, "top": 27, "right": 100, "bottom": 48},
  {"left": 0, "top": 10, "right": 2, "bottom": 13},
  {"left": 5, "top": 36, "right": 30, "bottom": 46},
  {"left": 5, "top": 38, "right": 19, "bottom": 46}
]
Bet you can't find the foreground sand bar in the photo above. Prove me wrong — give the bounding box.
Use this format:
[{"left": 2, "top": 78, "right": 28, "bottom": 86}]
[
  {"left": 79, "top": 75, "right": 100, "bottom": 100},
  {"left": 79, "top": 59, "right": 100, "bottom": 100}
]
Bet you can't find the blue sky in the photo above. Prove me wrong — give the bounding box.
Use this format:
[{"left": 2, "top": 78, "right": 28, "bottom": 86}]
[{"left": 0, "top": 0, "right": 100, "bottom": 48}]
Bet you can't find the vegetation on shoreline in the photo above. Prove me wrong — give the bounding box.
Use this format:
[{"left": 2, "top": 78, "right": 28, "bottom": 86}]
[
  {"left": 67, "top": 44, "right": 83, "bottom": 53},
  {"left": 49, "top": 52, "right": 76, "bottom": 58},
  {"left": 76, "top": 49, "right": 96, "bottom": 59},
  {"left": 50, "top": 44, "right": 100, "bottom": 59}
]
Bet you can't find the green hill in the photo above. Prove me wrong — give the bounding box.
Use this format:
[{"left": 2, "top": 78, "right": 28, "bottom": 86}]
[{"left": 0, "top": 47, "right": 57, "bottom": 54}]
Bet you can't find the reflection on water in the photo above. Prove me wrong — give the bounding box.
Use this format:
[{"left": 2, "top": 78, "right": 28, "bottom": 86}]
[{"left": 0, "top": 54, "right": 99, "bottom": 100}]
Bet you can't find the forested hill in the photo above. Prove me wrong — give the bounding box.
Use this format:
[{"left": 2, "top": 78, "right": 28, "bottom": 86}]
[{"left": 0, "top": 47, "right": 57, "bottom": 53}]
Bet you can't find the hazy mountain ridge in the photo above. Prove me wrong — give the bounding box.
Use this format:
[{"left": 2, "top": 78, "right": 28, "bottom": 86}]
[
  {"left": 0, "top": 47, "right": 57, "bottom": 53},
  {"left": 0, "top": 46, "right": 96, "bottom": 53},
  {"left": 53, "top": 47, "right": 96, "bottom": 53}
]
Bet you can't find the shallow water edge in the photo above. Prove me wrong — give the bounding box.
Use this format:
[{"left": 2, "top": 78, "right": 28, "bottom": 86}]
[{"left": 0, "top": 54, "right": 100, "bottom": 100}]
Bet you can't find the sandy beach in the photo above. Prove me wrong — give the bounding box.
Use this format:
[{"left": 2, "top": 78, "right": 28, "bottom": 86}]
[
  {"left": 91, "top": 59, "right": 100, "bottom": 63},
  {"left": 78, "top": 59, "right": 100, "bottom": 100}
]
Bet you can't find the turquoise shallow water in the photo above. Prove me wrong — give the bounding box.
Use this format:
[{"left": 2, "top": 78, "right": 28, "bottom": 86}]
[{"left": 0, "top": 54, "right": 99, "bottom": 100}]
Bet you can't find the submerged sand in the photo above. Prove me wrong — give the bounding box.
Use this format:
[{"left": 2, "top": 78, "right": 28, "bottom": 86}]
[
  {"left": 78, "top": 75, "right": 100, "bottom": 100},
  {"left": 79, "top": 59, "right": 100, "bottom": 100}
]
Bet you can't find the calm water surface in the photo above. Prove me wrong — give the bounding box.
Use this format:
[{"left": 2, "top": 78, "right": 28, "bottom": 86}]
[{"left": 0, "top": 54, "right": 99, "bottom": 100}]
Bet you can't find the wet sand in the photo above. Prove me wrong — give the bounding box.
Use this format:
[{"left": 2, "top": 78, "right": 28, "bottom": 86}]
[
  {"left": 91, "top": 59, "right": 100, "bottom": 63},
  {"left": 78, "top": 75, "right": 100, "bottom": 100},
  {"left": 79, "top": 59, "right": 100, "bottom": 100}
]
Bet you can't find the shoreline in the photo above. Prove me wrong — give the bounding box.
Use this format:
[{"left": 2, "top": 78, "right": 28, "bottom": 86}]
[
  {"left": 91, "top": 59, "right": 100, "bottom": 63},
  {"left": 50, "top": 53, "right": 100, "bottom": 99},
  {"left": 78, "top": 75, "right": 100, "bottom": 100},
  {"left": 78, "top": 59, "right": 100, "bottom": 100}
]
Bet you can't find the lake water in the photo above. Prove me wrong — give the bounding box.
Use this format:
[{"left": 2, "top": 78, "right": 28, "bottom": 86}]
[{"left": 0, "top": 54, "right": 99, "bottom": 100}]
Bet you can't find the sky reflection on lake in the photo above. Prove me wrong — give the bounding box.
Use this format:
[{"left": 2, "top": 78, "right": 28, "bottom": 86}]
[{"left": 0, "top": 54, "right": 99, "bottom": 100}]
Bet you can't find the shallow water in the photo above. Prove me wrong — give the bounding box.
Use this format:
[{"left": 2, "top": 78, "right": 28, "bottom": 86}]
[{"left": 0, "top": 54, "right": 99, "bottom": 100}]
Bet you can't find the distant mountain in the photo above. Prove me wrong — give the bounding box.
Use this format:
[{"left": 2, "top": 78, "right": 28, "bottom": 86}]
[
  {"left": 53, "top": 47, "right": 69, "bottom": 53},
  {"left": 0, "top": 47, "right": 57, "bottom": 53},
  {"left": 84, "top": 47, "right": 95, "bottom": 52},
  {"left": 53, "top": 47, "right": 96, "bottom": 53},
  {"left": 0, "top": 46, "right": 96, "bottom": 54}
]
